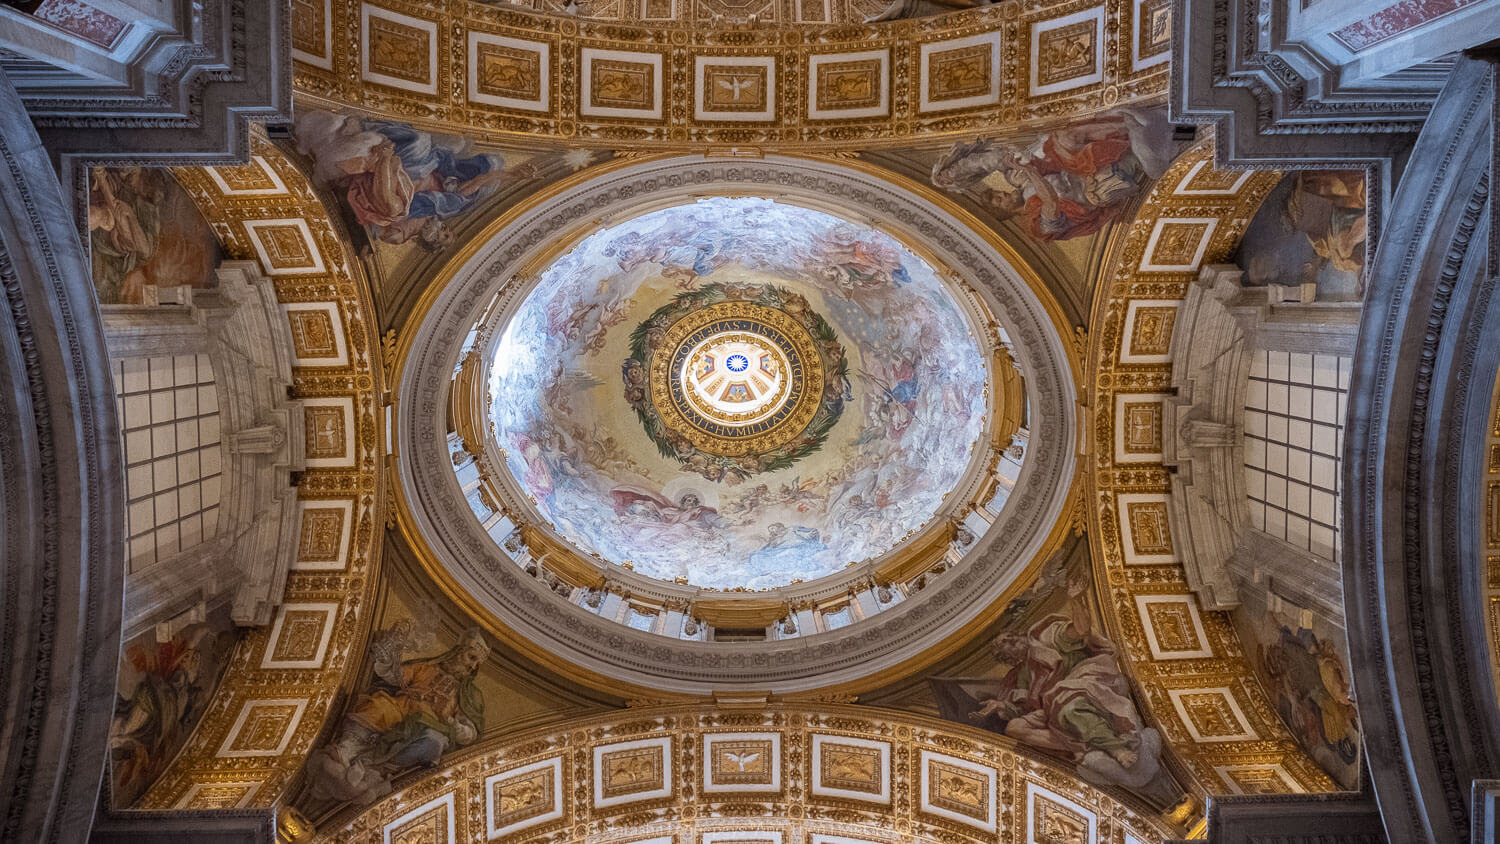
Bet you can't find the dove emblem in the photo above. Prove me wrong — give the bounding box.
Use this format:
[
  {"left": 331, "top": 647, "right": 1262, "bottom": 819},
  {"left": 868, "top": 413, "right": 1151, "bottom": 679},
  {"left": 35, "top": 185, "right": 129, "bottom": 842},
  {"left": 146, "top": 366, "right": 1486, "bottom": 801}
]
[
  {"left": 724, "top": 749, "right": 761, "bottom": 771},
  {"left": 717, "top": 76, "right": 755, "bottom": 102}
]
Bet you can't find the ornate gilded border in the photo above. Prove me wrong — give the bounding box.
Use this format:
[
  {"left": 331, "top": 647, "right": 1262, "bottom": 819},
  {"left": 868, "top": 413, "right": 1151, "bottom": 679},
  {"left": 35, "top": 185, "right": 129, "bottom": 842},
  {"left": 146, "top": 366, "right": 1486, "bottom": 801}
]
[
  {"left": 292, "top": 0, "right": 1167, "bottom": 150},
  {"left": 1483, "top": 331, "right": 1500, "bottom": 759},
  {"left": 129, "top": 138, "right": 386, "bottom": 811},
  {"left": 316, "top": 703, "right": 1173, "bottom": 843},
  {"left": 1083, "top": 141, "right": 1338, "bottom": 795},
  {"left": 638, "top": 294, "right": 833, "bottom": 463}
]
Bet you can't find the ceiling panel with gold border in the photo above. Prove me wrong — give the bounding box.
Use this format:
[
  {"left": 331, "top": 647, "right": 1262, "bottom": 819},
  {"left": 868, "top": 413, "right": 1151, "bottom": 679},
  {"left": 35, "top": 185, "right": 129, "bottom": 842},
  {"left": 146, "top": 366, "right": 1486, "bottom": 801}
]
[
  {"left": 1482, "top": 365, "right": 1500, "bottom": 711},
  {"left": 315, "top": 703, "right": 1175, "bottom": 842}
]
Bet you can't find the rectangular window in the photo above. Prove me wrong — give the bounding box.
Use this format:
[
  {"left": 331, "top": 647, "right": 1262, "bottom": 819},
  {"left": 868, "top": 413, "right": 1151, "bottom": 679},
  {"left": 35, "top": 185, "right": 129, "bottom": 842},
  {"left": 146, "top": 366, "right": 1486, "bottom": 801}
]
[
  {"left": 113, "top": 355, "right": 224, "bottom": 572},
  {"left": 1242, "top": 350, "right": 1346, "bottom": 563}
]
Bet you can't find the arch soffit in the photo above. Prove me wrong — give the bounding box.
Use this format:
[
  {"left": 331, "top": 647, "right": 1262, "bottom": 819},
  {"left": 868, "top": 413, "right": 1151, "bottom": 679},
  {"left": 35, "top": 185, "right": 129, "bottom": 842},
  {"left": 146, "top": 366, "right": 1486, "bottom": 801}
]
[
  {"left": 126, "top": 138, "right": 387, "bottom": 812},
  {"left": 1084, "top": 141, "right": 1341, "bottom": 796},
  {"left": 317, "top": 703, "right": 1175, "bottom": 843}
]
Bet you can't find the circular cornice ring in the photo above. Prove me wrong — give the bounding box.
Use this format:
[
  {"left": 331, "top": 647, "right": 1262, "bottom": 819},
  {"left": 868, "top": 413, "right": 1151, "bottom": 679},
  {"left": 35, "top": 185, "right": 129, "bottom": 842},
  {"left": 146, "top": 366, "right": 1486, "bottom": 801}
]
[{"left": 394, "top": 154, "right": 1077, "bottom": 694}]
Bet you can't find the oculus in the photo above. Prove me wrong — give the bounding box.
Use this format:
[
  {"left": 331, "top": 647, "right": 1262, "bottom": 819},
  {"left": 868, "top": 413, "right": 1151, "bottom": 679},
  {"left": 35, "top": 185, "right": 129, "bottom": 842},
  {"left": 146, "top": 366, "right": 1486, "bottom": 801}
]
[{"left": 625, "top": 285, "right": 847, "bottom": 477}]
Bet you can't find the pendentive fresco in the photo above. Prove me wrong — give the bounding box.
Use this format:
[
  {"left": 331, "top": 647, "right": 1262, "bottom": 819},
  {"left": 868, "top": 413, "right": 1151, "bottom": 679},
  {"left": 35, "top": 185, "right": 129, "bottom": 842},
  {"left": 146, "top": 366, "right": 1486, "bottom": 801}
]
[{"left": 88, "top": 167, "right": 223, "bottom": 304}]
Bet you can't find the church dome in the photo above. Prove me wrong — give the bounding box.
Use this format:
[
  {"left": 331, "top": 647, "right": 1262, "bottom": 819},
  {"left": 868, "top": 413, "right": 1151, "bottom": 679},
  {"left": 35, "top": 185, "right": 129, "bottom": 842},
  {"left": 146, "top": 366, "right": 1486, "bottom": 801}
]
[
  {"left": 396, "top": 155, "right": 1075, "bottom": 692},
  {"left": 487, "top": 197, "right": 990, "bottom": 589}
]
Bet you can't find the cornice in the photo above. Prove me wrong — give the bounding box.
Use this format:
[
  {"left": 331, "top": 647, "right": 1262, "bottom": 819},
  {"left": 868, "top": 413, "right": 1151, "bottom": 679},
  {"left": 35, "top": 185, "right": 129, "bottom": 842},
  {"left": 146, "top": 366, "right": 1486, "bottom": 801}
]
[
  {"left": 25, "top": 0, "right": 292, "bottom": 181},
  {"left": 1168, "top": 0, "right": 1422, "bottom": 173}
]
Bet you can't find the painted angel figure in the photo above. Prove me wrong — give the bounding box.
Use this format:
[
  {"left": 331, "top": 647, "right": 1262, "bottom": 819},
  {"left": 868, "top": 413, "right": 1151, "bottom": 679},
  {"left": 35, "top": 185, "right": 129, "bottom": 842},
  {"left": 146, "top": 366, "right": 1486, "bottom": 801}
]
[
  {"left": 747, "top": 522, "right": 827, "bottom": 575},
  {"left": 311, "top": 624, "right": 490, "bottom": 805},
  {"left": 864, "top": 0, "right": 993, "bottom": 21},
  {"left": 609, "top": 487, "right": 726, "bottom": 530},
  {"left": 602, "top": 228, "right": 728, "bottom": 286}
]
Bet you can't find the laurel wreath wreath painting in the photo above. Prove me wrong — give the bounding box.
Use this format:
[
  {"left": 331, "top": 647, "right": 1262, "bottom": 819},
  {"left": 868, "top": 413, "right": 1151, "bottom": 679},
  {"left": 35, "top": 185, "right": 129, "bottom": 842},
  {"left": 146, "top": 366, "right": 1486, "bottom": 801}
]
[{"left": 621, "top": 282, "right": 849, "bottom": 484}]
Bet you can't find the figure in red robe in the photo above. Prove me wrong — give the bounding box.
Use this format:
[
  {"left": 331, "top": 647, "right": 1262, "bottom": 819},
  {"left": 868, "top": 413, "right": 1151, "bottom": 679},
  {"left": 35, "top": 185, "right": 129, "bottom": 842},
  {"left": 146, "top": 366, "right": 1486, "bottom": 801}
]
[
  {"left": 608, "top": 487, "right": 725, "bottom": 530},
  {"left": 931, "top": 109, "right": 1170, "bottom": 241}
]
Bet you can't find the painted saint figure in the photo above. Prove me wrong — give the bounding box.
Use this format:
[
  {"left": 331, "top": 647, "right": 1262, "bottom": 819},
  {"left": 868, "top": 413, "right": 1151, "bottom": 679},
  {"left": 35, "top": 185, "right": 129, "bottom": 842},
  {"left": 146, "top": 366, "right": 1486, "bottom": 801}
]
[
  {"left": 864, "top": 0, "right": 992, "bottom": 21},
  {"left": 969, "top": 586, "right": 1145, "bottom": 765},
  {"left": 88, "top": 167, "right": 221, "bottom": 304},
  {"left": 1235, "top": 168, "right": 1367, "bottom": 300},
  {"left": 109, "top": 619, "right": 238, "bottom": 807},
  {"left": 931, "top": 580, "right": 1173, "bottom": 801},
  {"left": 294, "top": 110, "right": 533, "bottom": 252},
  {"left": 1260, "top": 621, "right": 1359, "bottom": 768},
  {"left": 1283, "top": 171, "right": 1367, "bottom": 275},
  {"left": 931, "top": 109, "right": 1171, "bottom": 241},
  {"left": 311, "top": 623, "right": 490, "bottom": 805}
]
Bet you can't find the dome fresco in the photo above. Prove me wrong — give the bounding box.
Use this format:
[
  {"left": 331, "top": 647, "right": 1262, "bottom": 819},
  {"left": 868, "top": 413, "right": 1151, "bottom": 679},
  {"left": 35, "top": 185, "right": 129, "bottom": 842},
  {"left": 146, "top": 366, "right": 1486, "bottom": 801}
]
[{"left": 489, "top": 197, "right": 990, "bottom": 588}]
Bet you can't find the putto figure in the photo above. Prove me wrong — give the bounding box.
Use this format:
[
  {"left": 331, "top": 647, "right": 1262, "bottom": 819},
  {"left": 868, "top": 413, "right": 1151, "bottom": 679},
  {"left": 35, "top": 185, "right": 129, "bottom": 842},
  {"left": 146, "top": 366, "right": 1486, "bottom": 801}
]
[{"left": 310, "top": 622, "right": 489, "bottom": 805}]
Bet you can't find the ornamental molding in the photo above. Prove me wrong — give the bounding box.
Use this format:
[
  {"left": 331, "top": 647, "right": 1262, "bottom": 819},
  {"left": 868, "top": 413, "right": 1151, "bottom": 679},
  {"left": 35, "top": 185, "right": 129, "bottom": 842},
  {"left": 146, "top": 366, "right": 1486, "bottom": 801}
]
[
  {"left": 1342, "top": 56, "right": 1499, "bottom": 844},
  {"left": 1167, "top": 0, "right": 1428, "bottom": 172},
  {"left": 291, "top": 0, "right": 1167, "bottom": 151},
  {"left": 9, "top": 0, "right": 292, "bottom": 180},
  {"left": 394, "top": 153, "right": 1078, "bottom": 693},
  {"left": 0, "top": 70, "right": 124, "bottom": 844},
  {"left": 114, "top": 137, "right": 388, "bottom": 814},
  {"left": 1083, "top": 139, "right": 1342, "bottom": 797},
  {"left": 318, "top": 703, "right": 1174, "bottom": 844}
]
